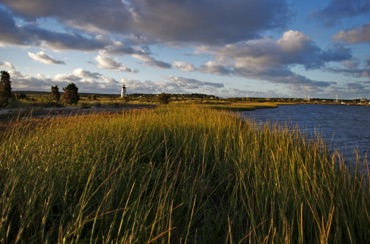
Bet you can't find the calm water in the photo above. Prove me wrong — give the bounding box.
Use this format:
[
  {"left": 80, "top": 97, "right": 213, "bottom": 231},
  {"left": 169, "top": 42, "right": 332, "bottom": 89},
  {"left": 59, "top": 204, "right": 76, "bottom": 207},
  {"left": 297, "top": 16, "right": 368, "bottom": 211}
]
[{"left": 241, "top": 104, "right": 370, "bottom": 165}]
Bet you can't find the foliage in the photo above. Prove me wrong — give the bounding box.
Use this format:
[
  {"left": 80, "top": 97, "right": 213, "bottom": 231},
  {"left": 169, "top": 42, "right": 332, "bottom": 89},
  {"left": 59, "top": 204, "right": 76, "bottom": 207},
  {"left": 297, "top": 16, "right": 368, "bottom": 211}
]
[
  {"left": 87, "top": 94, "right": 97, "bottom": 100},
  {"left": 0, "top": 70, "right": 12, "bottom": 107},
  {"left": 16, "top": 93, "right": 29, "bottom": 100},
  {"left": 158, "top": 92, "right": 171, "bottom": 104},
  {"left": 50, "top": 85, "right": 61, "bottom": 102},
  {"left": 0, "top": 105, "right": 368, "bottom": 243},
  {"left": 62, "top": 83, "right": 80, "bottom": 105}
]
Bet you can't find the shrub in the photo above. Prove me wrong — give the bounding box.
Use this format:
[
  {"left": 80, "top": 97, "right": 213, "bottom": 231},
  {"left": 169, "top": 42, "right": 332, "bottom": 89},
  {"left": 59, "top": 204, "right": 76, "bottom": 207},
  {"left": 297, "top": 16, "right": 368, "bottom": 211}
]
[
  {"left": 62, "top": 83, "right": 80, "bottom": 105},
  {"left": 158, "top": 93, "right": 171, "bottom": 104},
  {"left": 0, "top": 71, "right": 12, "bottom": 107},
  {"left": 50, "top": 85, "right": 61, "bottom": 102}
]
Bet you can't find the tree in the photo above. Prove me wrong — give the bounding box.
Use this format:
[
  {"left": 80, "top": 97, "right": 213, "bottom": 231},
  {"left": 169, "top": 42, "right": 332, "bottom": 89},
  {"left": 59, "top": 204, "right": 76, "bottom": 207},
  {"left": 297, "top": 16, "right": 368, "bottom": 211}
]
[
  {"left": 158, "top": 93, "right": 171, "bottom": 104},
  {"left": 50, "top": 85, "right": 61, "bottom": 102},
  {"left": 62, "top": 83, "right": 80, "bottom": 105},
  {"left": 0, "top": 71, "right": 12, "bottom": 107}
]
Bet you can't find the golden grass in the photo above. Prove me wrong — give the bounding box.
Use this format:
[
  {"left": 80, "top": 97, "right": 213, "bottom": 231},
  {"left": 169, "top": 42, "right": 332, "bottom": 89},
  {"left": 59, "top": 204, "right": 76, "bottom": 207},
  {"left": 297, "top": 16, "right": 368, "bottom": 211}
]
[{"left": 0, "top": 104, "right": 368, "bottom": 243}]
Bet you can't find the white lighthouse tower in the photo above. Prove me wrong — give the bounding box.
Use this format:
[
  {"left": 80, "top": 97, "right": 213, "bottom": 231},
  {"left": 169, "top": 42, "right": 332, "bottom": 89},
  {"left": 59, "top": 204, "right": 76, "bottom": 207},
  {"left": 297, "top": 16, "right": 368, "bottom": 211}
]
[{"left": 121, "top": 85, "right": 127, "bottom": 98}]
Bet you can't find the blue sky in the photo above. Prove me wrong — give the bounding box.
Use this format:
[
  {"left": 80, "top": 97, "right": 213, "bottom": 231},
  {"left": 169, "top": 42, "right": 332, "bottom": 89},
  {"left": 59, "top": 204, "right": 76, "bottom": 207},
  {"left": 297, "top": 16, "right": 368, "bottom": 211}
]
[{"left": 0, "top": 0, "right": 369, "bottom": 98}]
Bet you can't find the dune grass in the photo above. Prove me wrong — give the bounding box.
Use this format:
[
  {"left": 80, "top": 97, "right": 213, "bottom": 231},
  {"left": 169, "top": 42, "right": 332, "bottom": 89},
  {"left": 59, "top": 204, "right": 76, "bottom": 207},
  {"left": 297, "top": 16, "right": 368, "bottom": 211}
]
[{"left": 0, "top": 105, "right": 369, "bottom": 243}]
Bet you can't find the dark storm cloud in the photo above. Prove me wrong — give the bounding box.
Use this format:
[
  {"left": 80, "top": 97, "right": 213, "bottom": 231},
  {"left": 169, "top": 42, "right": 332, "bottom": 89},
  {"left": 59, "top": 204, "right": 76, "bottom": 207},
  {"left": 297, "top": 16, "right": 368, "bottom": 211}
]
[
  {"left": 0, "top": 6, "right": 108, "bottom": 50},
  {"left": 326, "top": 67, "right": 370, "bottom": 78},
  {"left": 0, "top": 6, "right": 26, "bottom": 45},
  {"left": 131, "top": 0, "right": 292, "bottom": 44},
  {"left": 1, "top": 0, "right": 292, "bottom": 45},
  {"left": 312, "top": 0, "right": 370, "bottom": 26},
  {"left": 1, "top": 0, "right": 132, "bottom": 33},
  {"left": 104, "top": 41, "right": 150, "bottom": 56}
]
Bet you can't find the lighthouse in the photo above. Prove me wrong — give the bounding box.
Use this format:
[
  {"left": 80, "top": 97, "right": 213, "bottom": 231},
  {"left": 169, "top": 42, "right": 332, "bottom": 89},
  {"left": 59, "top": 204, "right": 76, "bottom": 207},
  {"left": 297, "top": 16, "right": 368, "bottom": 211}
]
[{"left": 121, "top": 85, "right": 127, "bottom": 98}]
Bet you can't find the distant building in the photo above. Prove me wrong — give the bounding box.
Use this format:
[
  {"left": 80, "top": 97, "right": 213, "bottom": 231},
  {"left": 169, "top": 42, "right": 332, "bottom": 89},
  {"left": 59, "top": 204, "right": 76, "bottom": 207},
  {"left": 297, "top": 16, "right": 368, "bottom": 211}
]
[{"left": 121, "top": 85, "right": 126, "bottom": 98}]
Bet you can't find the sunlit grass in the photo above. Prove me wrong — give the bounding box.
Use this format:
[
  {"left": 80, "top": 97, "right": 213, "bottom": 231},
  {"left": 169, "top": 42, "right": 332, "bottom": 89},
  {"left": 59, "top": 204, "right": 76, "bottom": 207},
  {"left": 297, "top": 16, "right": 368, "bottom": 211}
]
[
  {"left": 206, "top": 102, "right": 279, "bottom": 111},
  {"left": 0, "top": 104, "right": 368, "bottom": 243}
]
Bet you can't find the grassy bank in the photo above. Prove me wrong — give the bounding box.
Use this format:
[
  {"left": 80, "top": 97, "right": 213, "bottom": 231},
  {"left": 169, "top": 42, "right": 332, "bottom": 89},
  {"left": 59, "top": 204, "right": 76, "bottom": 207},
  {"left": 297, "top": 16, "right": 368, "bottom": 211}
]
[
  {"left": 0, "top": 105, "right": 368, "bottom": 243},
  {"left": 206, "top": 102, "right": 279, "bottom": 111}
]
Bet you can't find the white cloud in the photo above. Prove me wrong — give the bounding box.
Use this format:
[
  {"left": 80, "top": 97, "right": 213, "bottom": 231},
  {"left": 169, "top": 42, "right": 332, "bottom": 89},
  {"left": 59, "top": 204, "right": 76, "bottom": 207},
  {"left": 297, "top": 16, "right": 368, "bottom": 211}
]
[
  {"left": 28, "top": 51, "right": 65, "bottom": 64},
  {"left": 95, "top": 55, "right": 137, "bottom": 73},
  {"left": 190, "top": 31, "right": 352, "bottom": 95},
  {"left": 121, "top": 75, "right": 225, "bottom": 94},
  {"left": 277, "top": 30, "right": 313, "bottom": 52},
  {"left": 166, "top": 76, "right": 224, "bottom": 89},
  {"left": 205, "top": 30, "right": 349, "bottom": 71},
  {"left": 173, "top": 61, "right": 196, "bottom": 72},
  {"left": 0, "top": 61, "right": 15, "bottom": 70},
  {"left": 54, "top": 68, "right": 121, "bottom": 93},
  {"left": 132, "top": 54, "right": 171, "bottom": 69}
]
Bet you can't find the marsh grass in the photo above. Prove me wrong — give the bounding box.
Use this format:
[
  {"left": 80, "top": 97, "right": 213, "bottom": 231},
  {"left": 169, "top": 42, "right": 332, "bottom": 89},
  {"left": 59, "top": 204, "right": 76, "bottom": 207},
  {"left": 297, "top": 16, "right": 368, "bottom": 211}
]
[
  {"left": 206, "top": 102, "right": 279, "bottom": 111},
  {"left": 0, "top": 105, "right": 369, "bottom": 243}
]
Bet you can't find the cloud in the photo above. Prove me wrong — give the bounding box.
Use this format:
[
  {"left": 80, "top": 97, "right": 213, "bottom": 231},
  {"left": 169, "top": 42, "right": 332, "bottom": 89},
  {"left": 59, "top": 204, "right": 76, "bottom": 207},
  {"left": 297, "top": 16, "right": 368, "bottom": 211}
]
[
  {"left": 121, "top": 75, "right": 225, "bottom": 94},
  {"left": 11, "top": 68, "right": 144, "bottom": 95},
  {"left": 166, "top": 76, "right": 224, "bottom": 90},
  {"left": 191, "top": 30, "right": 350, "bottom": 94},
  {"left": 326, "top": 67, "right": 370, "bottom": 78},
  {"left": 173, "top": 61, "right": 196, "bottom": 72},
  {"left": 0, "top": 6, "right": 109, "bottom": 50},
  {"left": 2, "top": 0, "right": 292, "bottom": 45},
  {"left": 122, "top": 79, "right": 165, "bottom": 94},
  {"left": 202, "top": 30, "right": 351, "bottom": 70},
  {"left": 28, "top": 51, "right": 65, "bottom": 64},
  {"left": 95, "top": 54, "right": 137, "bottom": 73},
  {"left": 1, "top": 0, "right": 133, "bottom": 34},
  {"left": 53, "top": 68, "right": 122, "bottom": 93},
  {"left": 103, "top": 41, "right": 149, "bottom": 55},
  {"left": 9, "top": 70, "right": 56, "bottom": 90},
  {"left": 312, "top": 0, "right": 370, "bottom": 26},
  {"left": 333, "top": 23, "right": 370, "bottom": 44},
  {"left": 200, "top": 61, "right": 235, "bottom": 76},
  {"left": 131, "top": 0, "right": 292, "bottom": 44},
  {"left": 0, "top": 61, "right": 15, "bottom": 70},
  {"left": 132, "top": 54, "right": 171, "bottom": 69}
]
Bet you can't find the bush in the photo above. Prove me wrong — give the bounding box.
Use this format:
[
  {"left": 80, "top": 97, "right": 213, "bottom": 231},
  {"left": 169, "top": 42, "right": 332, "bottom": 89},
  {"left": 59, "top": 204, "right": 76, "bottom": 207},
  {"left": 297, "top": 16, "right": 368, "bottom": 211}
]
[
  {"left": 158, "top": 93, "right": 171, "bottom": 104},
  {"left": 50, "top": 85, "right": 61, "bottom": 102},
  {"left": 62, "top": 83, "right": 80, "bottom": 105},
  {"left": 0, "top": 71, "right": 12, "bottom": 107}
]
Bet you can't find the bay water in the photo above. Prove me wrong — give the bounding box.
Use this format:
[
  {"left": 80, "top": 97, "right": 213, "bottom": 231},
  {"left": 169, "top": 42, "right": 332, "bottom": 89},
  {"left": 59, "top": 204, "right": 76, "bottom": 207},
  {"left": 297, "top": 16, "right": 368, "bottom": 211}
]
[{"left": 241, "top": 104, "right": 370, "bottom": 170}]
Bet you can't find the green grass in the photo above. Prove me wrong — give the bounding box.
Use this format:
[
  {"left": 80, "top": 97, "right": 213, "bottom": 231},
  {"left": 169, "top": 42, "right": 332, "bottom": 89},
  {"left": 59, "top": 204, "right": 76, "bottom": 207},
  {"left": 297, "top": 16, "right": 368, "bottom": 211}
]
[{"left": 0, "top": 105, "right": 368, "bottom": 243}]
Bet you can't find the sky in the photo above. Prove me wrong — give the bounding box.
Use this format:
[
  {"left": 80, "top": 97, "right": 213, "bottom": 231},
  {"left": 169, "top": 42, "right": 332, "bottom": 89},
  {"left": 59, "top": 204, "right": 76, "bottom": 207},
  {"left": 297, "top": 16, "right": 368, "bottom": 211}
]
[{"left": 0, "top": 0, "right": 369, "bottom": 99}]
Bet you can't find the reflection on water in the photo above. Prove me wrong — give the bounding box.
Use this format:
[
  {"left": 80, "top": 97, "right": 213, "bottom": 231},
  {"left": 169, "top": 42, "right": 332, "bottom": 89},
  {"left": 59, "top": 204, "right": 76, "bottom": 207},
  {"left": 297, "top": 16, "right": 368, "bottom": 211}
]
[{"left": 241, "top": 104, "right": 370, "bottom": 169}]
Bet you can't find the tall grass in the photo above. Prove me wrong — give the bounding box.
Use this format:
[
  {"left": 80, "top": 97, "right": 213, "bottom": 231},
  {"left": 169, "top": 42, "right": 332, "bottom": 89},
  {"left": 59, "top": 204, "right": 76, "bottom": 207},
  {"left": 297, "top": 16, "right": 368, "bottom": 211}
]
[{"left": 0, "top": 105, "right": 369, "bottom": 243}]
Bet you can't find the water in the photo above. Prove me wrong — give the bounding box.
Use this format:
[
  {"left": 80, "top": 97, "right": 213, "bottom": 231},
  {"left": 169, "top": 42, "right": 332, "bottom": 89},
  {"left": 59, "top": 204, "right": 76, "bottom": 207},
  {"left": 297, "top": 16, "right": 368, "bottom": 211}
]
[{"left": 241, "top": 104, "right": 370, "bottom": 166}]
